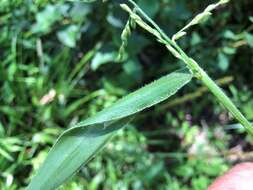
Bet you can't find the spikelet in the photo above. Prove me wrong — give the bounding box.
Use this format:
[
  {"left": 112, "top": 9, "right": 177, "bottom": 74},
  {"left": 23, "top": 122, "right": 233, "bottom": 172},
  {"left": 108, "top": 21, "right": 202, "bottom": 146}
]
[{"left": 117, "top": 12, "right": 136, "bottom": 62}]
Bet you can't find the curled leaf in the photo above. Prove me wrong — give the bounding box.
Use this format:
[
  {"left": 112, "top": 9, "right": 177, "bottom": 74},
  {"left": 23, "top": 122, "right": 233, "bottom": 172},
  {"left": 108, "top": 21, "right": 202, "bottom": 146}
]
[{"left": 28, "top": 68, "right": 193, "bottom": 190}]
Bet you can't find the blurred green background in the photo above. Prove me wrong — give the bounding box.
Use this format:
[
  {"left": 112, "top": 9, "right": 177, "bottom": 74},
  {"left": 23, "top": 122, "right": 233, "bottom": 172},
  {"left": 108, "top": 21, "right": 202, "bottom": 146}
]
[{"left": 0, "top": 0, "right": 253, "bottom": 189}]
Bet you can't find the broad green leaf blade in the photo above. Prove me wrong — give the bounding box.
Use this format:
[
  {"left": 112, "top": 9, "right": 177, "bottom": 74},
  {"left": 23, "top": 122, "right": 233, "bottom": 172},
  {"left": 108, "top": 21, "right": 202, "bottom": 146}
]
[{"left": 27, "top": 68, "right": 192, "bottom": 190}]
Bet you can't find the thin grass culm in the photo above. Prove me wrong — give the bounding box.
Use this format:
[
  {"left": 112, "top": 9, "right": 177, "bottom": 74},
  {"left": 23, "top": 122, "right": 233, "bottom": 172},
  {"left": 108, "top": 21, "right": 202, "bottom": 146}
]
[{"left": 27, "top": 0, "right": 253, "bottom": 189}]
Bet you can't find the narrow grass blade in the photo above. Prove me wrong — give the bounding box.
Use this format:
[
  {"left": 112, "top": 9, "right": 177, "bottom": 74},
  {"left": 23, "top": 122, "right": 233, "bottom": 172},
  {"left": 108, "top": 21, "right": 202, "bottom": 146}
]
[{"left": 27, "top": 68, "right": 192, "bottom": 190}]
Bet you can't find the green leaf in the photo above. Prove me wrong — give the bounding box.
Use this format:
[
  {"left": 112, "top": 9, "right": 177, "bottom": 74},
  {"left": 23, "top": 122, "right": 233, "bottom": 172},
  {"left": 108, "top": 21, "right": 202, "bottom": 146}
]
[
  {"left": 57, "top": 25, "right": 80, "bottom": 48},
  {"left": 0, "top": 145, "right": 14, "bottom": 161},
  {"left": 91, "top": 52, "right": 118, "bottom": 71},
  {"left": 249, "top": 16, "right": 253, "bottom": 23},
  {"left": 27, "top": 68, "right": 192, "bottom": 190},
  {"left": 245, "top": 32, "right": 253, "bottom": 48},
  {"left": 218, "top": 52, "right": 229, "bottom": 71},
  {"left": 31, "top": 4, "right": 63, "bottom": 34}
]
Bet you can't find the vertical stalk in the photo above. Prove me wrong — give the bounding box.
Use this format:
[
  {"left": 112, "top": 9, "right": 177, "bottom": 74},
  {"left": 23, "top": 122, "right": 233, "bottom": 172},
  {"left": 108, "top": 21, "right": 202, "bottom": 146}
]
[
  {"left": 198, "top": 67, "right": 253, "bottom": 135},
  {"left": 175, "top": 46, "right": 253, "bottom": 135}
]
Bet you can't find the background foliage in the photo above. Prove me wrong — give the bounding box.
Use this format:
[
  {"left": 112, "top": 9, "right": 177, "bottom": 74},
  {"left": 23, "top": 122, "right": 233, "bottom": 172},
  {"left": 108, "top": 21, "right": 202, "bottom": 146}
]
[{"left": 0, "top": 0, "right": 253, "bottom": 189}]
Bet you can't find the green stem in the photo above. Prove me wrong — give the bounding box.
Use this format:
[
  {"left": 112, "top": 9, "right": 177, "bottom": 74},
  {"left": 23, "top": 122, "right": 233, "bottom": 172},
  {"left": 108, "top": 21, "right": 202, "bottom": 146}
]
[
  {"left": 178, "top": 48, "right": 253, "bottom": 135},
  {"left": 176, "top": 46, "right": 253, "bottom": 135},
  {"left": 198, "top": 67, "right": 253, "bottom": 135}
]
